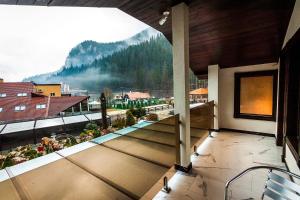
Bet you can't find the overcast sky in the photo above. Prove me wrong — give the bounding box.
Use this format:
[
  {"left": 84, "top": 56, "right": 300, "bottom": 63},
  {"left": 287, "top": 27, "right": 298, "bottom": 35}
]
[{"left": 0, "top": 5, "right": 149, "bottom": 82}]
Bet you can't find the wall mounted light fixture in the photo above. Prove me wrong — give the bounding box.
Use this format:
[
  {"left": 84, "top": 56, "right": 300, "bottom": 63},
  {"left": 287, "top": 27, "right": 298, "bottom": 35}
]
[{"left": 159, "top": 11, "right": 170, "bottom": 26}]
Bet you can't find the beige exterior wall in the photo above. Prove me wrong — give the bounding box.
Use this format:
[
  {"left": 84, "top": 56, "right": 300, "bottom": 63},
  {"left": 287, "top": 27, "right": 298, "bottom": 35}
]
[
  {"left": 219, "top": 63, "right": 278, "bottom": 135},
  {"left": 35, "top": 85, "right": 61, "bottom": 97},
  {"left": 208, "top": 65, "right": 219, "bottom": 130}
]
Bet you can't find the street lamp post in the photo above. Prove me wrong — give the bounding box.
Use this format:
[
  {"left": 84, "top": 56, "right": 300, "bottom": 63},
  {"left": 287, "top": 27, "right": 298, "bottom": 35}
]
[{"left": 100, "top": 92, "right": 108, "bottom": 129}]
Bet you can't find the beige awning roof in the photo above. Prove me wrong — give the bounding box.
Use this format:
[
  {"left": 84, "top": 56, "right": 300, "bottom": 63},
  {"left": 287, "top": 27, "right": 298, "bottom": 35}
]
[{"left": 190, "top": 88, "right": 208, "bottom": 95}]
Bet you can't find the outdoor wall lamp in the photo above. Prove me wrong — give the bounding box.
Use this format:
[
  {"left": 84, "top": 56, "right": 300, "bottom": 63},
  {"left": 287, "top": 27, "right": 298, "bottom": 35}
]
[{"left": 159, "top": 11, "right": 170, "bottom": 26}]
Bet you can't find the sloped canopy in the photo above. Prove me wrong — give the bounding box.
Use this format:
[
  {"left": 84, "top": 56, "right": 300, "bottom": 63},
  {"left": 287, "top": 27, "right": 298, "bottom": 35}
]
[{"left": 190, "top": 88, "right": 208, "bottom": 95}]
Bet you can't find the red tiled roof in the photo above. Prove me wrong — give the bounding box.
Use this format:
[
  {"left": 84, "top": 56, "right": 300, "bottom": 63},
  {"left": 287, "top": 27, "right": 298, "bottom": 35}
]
[
  {"left": 48, "top": 96, "right": 88, "bottom": 116},
  {"left": 0, "top": 96, "right": 88, "bottom": 123},
  {"left": 0, "top": 82, "right": 88, "bottom": 122},
  {"left": 0, "top": 82, "right": 35, "bottom": 97},
  {"left": 0, "top": 97, "right": 48, "bottom": 122},
  {"left": 126, "top": 92, "right": 150, "bottom": 100}
]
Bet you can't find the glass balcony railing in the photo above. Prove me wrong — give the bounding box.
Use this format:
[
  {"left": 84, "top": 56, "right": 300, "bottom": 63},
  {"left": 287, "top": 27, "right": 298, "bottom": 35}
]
[{"left": 0, "top": 101, "right": 214, "bottom": 199}]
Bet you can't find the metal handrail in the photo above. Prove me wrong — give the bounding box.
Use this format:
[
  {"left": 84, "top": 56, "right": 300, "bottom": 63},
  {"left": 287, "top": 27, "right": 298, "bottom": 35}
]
[{"left": 224, "top": 165, "right": 300, "bottom": 200}]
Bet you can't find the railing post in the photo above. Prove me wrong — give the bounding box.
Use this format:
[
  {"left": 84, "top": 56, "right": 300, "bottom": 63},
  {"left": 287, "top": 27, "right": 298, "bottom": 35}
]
[
  {"left": 33, "top": 120, "right": 37, "bottom": 144},
  {"left": 79, "top": 102, "right": 82, "bottom": 113},
  {"left": 162, "top": 176, "right": 171, "bottom": 193},
  {"left": 0, "top": 135, "right": 2, "bottom": 151},
  {"left": 175, "top": 114, "right": 180, "bottom": 165}
]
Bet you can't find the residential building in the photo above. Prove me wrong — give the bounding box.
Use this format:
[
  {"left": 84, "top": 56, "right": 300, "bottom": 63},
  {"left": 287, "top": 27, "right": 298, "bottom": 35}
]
[
  {"left": 34, "top": 83, "right": 62, "bottom": 97},
  {"left": 189, "top": 88, "right": 208, "bottom": 103},
  {"left": 0, "top": 81, "right": 88, "bottom": 122}
]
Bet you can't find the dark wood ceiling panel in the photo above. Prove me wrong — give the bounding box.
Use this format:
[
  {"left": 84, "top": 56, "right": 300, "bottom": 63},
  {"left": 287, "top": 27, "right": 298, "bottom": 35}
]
[
  {"left": 91, "top": 0, "right": 130, "bottom": 8},
  {"left": 0, "top": 0, "right": 17, "bottom": 4},
  {"left": 34, "top": 0, "right": 50, "bottom": 6},
  {"left": 16, "top": 0, "right": 35, "bottom": 5},
  {"left": 0, "top": 0, "right": 295, "bottom": 76},
  {"left": 117, "top": 0, "right": 295, "bottom": 75},
  {"left": 118, "top": 0, "right": 173, "bottom": 41},
  {"left": 49, "top": 0, "right": 91, "bottom": 7}
]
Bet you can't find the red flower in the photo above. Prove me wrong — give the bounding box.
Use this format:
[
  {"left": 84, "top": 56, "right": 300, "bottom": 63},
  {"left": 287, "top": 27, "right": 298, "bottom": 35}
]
[{"left": 37, "top": 146, "right": 44, "bottom": 152}]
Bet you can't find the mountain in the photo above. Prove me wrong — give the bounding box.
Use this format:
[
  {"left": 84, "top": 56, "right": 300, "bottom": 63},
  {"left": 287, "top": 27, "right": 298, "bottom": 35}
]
[
  {"left": 24, "top": 27, "right": 160, "bottom": 82},
  {"left": 48, "top": 35, "right": 173, "bottom": 96},
  {"left": 23, "top": 27, "right": 200, "bottom": 98},
  {"left": 24, "top": 28, "right": 175, "bottom": 97},
  {"left": 64, "top": 27, "right": 159, "bottom": 68}
]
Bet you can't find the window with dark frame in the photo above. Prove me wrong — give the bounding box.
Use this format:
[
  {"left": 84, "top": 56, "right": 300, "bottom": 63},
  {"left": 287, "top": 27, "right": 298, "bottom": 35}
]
[{"left": 234, "top": 70, "right": 278, "bottom": 121}]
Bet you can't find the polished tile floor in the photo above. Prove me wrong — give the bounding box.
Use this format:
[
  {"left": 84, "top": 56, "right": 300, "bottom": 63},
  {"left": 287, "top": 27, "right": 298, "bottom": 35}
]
[{"left": 153, "top": 131, "right": 285, "bottom": 200}]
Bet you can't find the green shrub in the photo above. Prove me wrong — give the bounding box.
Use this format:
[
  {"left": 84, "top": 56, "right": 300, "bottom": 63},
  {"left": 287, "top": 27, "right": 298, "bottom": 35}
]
[
  {"left": 132, "top": 107, "right": 146, "bottom": 118},
  {"left": 80, "top": 132, "right": 87, "bottom": 137},
  {"left": 37, "top": 152, "right": 43, "bottom": 157},
  {"left": 24, "top": 149, "right": 38, "bottom": 159},
  {"left": 126, "top": 110, "right": 136, "bottom": 126},
  {"left": 140, "top": 108, "right": 146, "bottom": 117},
  {"left": 159, "top": 100, "right": 166, "bottom": 104},
  {"left": 93, "top": 129, "right": 101, "bottom": 138},
  {"left": 146, "top": 113, "right": 158, "bottom": 121},
  {"left": 1, "top": 158, "right": 13, "bottom": 169},
  {"left": 136, "top": 101, "right": 141, "bottom": 108},
  {"left": 65, "top": 137, "right": 77, "bottom": 147},
  {"left": 86, "top": 122, "right": 98, "bottom": 130},
  {"left": 129, "top": 108, "right": 135, "bottom": 114},
  {"left": 112, "top": 117, "right": 126, "bottom": 129}
]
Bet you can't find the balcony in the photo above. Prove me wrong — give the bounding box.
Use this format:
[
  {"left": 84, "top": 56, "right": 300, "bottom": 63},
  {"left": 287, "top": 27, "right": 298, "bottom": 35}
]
[
  {"left": 154, "top": 131, "right": 285, "bottom": 199},
  {"left": 0, "top": 103, "right": 214, "bottom": 199},
  {"left": 0, "top": 0, "right": 299, "bottom": 199}
]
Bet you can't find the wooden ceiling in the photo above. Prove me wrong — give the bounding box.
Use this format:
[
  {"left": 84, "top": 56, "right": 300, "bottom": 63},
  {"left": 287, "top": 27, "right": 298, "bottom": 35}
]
[{"left": 0, "top": 0, "right": 295, "bottom": 75}]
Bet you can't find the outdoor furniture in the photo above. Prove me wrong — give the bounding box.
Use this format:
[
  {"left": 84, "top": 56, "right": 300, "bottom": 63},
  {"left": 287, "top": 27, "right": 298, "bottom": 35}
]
[{"left": 224, "top": 166, "right": 300, "bottom": 200}]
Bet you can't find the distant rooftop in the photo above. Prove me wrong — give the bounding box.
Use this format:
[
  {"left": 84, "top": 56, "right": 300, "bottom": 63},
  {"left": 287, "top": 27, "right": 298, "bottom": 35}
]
[
  {"left": 190, "top": 88, "right": 208, "bottom": 95},
  {"left": 0, "top": 82, "right": 88, "bottom": 122},
  {"left": 126, "top": 91, "right": 151, "bottom": 100}
]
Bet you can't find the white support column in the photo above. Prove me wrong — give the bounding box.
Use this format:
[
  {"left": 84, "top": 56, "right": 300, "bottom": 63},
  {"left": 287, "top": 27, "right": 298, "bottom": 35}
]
[
  {"left": 87, "top": 101, "right": 90, "bottom": 112},
  {"left": 172, "top": 2, "right": 191, "bottom": 168},
  {"left": 79, "top": 102, "right": 82, "bottom": 113},
  {"left": 208, "top": 65, "right": 220, "bottom": 130}
]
